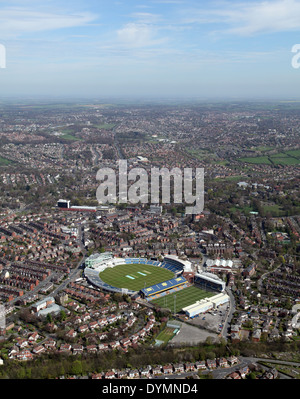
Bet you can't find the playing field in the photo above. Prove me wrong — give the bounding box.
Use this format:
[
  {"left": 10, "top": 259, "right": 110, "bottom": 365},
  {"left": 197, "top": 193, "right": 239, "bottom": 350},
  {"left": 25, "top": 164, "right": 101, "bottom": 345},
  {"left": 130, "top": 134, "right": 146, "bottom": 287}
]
[
  {"left": 239, "top": 149, "right": 300, "bottom": 166},
  {"left": 155, "top": 327, "right": 177, "bottom": 345},
  {"left": 150, "top": 285, "right": 215, "bottom": 313},
  {"left": 99, "top": 263, "right": 174, "bottom": 291}
]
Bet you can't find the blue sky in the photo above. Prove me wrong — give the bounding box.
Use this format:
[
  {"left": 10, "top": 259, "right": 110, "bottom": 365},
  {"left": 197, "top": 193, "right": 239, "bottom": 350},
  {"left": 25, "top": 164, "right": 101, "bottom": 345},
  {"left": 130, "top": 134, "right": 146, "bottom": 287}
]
[{"left": 1, "top": 0, "right": 300, "bottom": 99}]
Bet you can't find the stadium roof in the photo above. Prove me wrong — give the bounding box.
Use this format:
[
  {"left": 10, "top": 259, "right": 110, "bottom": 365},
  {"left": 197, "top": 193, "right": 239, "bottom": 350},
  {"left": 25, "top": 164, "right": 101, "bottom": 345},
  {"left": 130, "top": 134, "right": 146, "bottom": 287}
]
[
  {"left": 164, "top": 255, "right": 192, "bottom": 272},
  {"left": 197, "top": 271, "right": 223, "bottom": 282},
  {"left": 140, "top": 276, "right": 187, "bottom": 297}
]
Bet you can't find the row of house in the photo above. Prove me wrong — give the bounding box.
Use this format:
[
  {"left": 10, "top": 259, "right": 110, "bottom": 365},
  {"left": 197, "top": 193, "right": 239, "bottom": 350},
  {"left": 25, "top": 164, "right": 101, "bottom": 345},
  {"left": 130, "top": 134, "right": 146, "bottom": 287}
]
[
  {"left": 9, "top": 313, "right": 156, "bottom": 361},
  {"left": 92, "top": 355, "right": 239, "bottom": 379}
]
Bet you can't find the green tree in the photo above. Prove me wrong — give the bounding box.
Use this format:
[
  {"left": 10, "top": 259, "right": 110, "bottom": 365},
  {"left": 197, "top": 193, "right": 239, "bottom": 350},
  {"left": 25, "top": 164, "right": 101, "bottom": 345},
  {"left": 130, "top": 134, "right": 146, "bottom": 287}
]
[
  {"left": 59, "top": 310, "right": 67, "bottom": 322},
  {"left": 247, "top": 371, "right": 257, "bottom": 379},
  {"left": 17, "top": 367, "right": 26, "bottom": 379},
  {"left": 71, "top": 360, "right": 83, "bottom": 375}
]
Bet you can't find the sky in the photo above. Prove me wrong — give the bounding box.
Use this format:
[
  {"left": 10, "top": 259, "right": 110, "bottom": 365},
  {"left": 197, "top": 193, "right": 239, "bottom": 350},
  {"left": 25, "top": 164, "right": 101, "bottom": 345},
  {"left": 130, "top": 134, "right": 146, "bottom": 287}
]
[{"left": 1, "top": 0, "right": 300, "bottom": 100}]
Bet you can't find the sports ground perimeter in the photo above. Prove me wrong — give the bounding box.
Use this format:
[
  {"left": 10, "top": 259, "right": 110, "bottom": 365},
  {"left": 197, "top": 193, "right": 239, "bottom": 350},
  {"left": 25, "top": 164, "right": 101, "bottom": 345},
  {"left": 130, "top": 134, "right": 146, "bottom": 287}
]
[{"left": 95, "top": 261, "right": 215, "bottom": 315}]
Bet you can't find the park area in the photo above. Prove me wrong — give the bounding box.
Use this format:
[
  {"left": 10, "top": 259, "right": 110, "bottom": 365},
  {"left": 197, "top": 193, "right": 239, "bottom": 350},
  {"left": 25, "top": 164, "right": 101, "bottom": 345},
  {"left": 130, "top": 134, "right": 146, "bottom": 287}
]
[{"left": 239, "top": 149, "right": 300, "bottom": 166}]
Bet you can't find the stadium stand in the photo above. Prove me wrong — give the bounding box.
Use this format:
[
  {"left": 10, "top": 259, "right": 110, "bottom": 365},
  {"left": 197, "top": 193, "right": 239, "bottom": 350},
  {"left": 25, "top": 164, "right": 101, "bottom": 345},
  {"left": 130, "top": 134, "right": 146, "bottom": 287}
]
[
  {"left": 194, "top": 272, "right": 225, "bottom": 292},
  {"left": 140, "top": 276, "right": 188, "bottom": 299},
  {"left": 164, "top": 255, "right": 192, "bottom": 272},
  {"left": 84, "top": 267, "right": 136, "bottom": 295}
]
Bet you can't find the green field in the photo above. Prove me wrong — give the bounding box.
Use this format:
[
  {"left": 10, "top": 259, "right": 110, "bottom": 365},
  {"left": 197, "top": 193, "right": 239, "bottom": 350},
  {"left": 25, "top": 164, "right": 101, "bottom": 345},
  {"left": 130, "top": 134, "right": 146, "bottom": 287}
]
[
  {"left": 270, "top": 152, "right": 290, "bottom": 158},
  {"left": 238, "top": 156, "right": 272, "bottom": 164},
  {"left": 230, "top": 205, "right": 254, "bottom": 215},
  {"left": 150, "top": 285, "right": 215, "bottom": 313},
  {"left": 185, "top": 147, "right": 214, "bottom": 161},
  {"left": 271, "top": 157, "right": 299, "bottom": 165},
  {"left": 285, "top": 149, "right": 300, "bottom": 158},
  {"left": 155, "top": 327, "right": 177, "bottom": 346},
  {"left": 95, "top": 123, "right": 116, "bottom": 130},
  {"left": 215, "top": 175, "right": 247, "bottom": 182},
  {"left": 0, "top": 156, "right": 13, "bottom": 165},
  {"left": 262, "top": 203, "right": 285, "bottom": 215},
  {"left": 99, "top": 263, "right": 174, "bottom": 291},
  {"left": 239, "top": 148, "right": 300, "bottom": 166},
  {"left": 60, "top": 133, "right": 82, "bottom": 141},
  {"left": 251, "top": 146, "right": 274, "bottom": 152}
]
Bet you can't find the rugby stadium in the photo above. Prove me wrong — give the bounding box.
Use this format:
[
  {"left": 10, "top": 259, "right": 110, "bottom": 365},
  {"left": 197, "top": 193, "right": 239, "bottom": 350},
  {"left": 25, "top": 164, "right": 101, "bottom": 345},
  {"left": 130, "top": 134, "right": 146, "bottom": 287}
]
[
  {"left": 84, "top": 252, "right": 228, "bottom": 315},
  {"left": 84, "top": 253, "right": 191, "bottom": 296}
]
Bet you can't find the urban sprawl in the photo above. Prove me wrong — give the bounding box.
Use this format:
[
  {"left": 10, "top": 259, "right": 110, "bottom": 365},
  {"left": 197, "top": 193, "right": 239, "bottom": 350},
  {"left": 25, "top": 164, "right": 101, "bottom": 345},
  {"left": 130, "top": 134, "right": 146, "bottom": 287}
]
[{"left": 0, "top": 100, "right": 299, "bottom": 380}]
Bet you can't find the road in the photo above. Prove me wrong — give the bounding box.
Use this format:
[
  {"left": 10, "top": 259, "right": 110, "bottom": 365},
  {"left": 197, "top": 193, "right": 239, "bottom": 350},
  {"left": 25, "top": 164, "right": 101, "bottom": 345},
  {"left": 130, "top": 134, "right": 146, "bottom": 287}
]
[
  {"left": 245, "top": 356, "right": 300, "bottom": 369},
  {"left": 112, "top": 127, "right": 124, "bottom": 160},
  {"left": 221, "top": 286, "right": 236, "bottom": 339},
  {"left": 203, "top": 356, "right": 296, "bottom": 379},
  {"left": 150, "top": 371, "right": 198, "bottom": 380},
  {"left": 257, "top": 259, "right": 276, "bottom": 291}
]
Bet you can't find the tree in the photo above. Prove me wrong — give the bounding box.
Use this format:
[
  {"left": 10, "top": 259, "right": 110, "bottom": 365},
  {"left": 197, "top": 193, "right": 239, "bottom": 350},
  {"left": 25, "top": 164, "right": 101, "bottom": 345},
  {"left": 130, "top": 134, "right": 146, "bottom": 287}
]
[
  {"left": 17, "top": 367, "right": 26, "bottom": 379},
  {"left": 205, "top": 336, "right": 214, "bottom": 346},
  {"left": 206, "top": 351, "right": 216, "bottom": 360},
  {"left": 19, "top": 308, "right": 37, "bottom": 324},
  {"left": 218, "top": 337, "right": 227, "bottom": 346},
  {"left": 59, "top": 310, "right": 67, "bottom": 322},
  {"left": 59, "top": 365, "right": 65, "bottom": 376},
  {"left": 123, "top": 294, "right": 131, "bottom": 304},
  {"left": 247, "top": 371, "right": 257, "bottom": 379},
  {"left": 113, "top": 293, "right": 122, "bottom": 302},
  {"left": 71, "top": 360, "right": 83, "bottom": 375},
  {"left": 279, "top": 255, "right": 286, "bottom": 264}
]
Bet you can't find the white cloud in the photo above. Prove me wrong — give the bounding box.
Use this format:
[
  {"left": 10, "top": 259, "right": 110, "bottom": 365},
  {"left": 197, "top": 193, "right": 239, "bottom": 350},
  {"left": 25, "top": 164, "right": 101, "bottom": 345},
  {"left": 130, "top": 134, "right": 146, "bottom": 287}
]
[
  {"left": 0, "top": 7, "right": 97, "bottom": 39},
  {"left": 117, "top": 23, "right": 152, "bottom": 47},
  {"left": 181, "top": 0, "right": 300, "bottom": 36},
  {"left": 117, "top": 22, "right": 168, "bottom": 48}
]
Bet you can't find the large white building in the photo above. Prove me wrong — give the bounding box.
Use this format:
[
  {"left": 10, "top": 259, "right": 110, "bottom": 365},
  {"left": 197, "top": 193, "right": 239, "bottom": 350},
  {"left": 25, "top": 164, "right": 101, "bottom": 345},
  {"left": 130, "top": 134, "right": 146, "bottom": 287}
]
[
  {"left": 182, "top": 293, "right": 229, "bottom": 318},
  {"left": 211, "top": 293, "right": 230, "bottom": 307}
]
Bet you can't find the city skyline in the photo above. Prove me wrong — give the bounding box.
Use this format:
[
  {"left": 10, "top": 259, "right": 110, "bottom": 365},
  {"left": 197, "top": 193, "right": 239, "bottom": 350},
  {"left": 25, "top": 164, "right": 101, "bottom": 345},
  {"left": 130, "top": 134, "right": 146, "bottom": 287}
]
[{"left": 1, "top": 0, "right": 300, "bottom": 99}]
